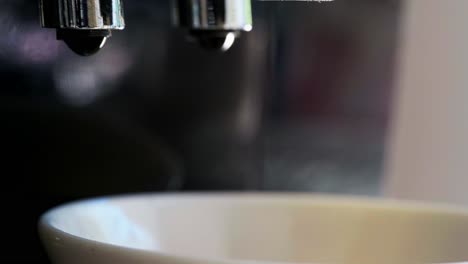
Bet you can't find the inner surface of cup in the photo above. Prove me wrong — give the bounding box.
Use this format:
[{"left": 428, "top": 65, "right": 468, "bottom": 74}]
[{"left": 40, "top": 194, "right": 468, "bottom": 264}]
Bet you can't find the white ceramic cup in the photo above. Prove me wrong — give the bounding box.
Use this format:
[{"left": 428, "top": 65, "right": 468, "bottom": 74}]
[{"left": 39, "top": 193, "right": 468, "bottom": 264}]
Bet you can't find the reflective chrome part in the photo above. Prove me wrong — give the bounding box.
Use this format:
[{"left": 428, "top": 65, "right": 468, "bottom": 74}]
[
  {"left": 173, "top": 0, "right": 253, "bottom": 51},
  {"left": 173, "top": 0, "right": 252, "bottom": 31},
  {"left": 40, "top": 0, "right": 125, "bottom": 29},
  {"left": 40, "top": 0, "right": 125, "bottom": 56},
  {"left": 57, "top": 29, "right": 111, "bottom": 56}
]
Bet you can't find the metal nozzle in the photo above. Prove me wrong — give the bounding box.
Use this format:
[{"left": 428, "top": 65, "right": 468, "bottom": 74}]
[
  {"left": 40, "top": 0, "right": 125, "bottom": 56},
  {"left": 173, "top": 0, "right": 253, "bottom": 51}
]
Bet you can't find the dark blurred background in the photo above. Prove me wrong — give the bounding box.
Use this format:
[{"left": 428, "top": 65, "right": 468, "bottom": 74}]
[{"left": 0, "top": 0, "right": 400, "bottom": 262}]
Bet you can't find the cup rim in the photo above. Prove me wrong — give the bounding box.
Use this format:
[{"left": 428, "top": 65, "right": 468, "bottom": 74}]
[{"left": 38, "top": 192, "right": 468, "bottom": 264}]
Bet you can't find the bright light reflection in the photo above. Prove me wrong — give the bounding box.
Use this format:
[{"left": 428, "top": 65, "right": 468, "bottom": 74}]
[{"left": 221, "top": 32, "right": 236, "bottom": 52}]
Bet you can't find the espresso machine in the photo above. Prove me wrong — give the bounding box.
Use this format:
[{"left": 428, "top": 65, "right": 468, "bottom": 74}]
[{"left": 0, "top": 0, "right": 399, "bottom": 262}]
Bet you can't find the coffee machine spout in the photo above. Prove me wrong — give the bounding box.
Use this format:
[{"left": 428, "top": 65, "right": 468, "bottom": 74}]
[
  {"left": 39, "top": 0, "right": 253, "bottom": 55},
  {"left": 40, "top": 0, "right": 125, "bottom": 56},
  {"left": 172, "top": 0, "right": 253, "bottom": 52}
]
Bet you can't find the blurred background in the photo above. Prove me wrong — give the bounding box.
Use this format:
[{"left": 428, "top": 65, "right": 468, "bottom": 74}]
[{"left": 4, "top": 0, "right": 462, "bottom": 262}]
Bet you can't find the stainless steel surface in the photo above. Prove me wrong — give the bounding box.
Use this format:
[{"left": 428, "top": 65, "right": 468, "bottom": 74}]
[
  {"left": 173, "top": 0, "right": 253, "bottom": 51},
  {"left": 173, "top": 0, "right": 252, "bottom": 31},
  {"left": 40, "top": 0, "right": 125, "bottom": 29},
  {"left": 40, "top": 0, "right": 125, "bottom": 55}
]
